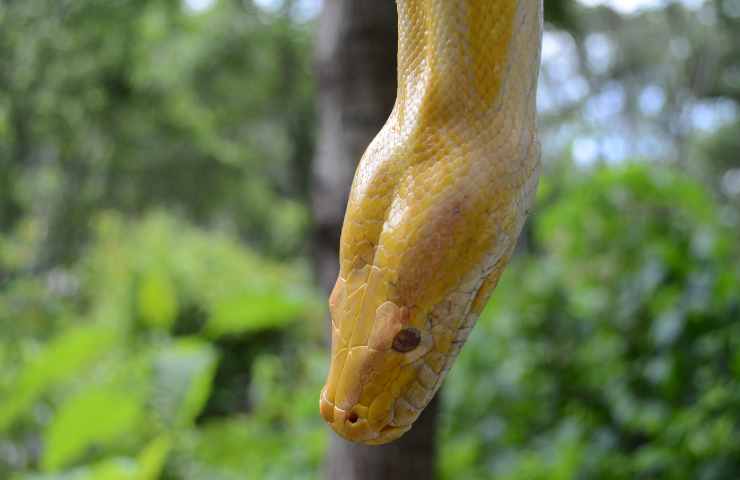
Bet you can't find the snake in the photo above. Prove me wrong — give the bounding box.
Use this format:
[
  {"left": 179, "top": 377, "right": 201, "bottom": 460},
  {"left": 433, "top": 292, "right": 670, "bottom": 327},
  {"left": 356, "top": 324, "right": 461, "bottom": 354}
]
[{"left": 320, "top": 0, "right": 543, "bottom": 445}]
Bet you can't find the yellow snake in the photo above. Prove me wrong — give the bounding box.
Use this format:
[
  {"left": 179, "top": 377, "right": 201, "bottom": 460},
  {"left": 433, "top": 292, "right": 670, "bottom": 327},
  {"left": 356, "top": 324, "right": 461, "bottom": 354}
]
[{"left": 320, "top": 0, "right": 543, "bottom": 445}]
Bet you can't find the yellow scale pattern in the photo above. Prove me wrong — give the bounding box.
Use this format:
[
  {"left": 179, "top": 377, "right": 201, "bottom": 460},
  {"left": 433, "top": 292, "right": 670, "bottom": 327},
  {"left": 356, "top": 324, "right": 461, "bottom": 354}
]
[{"left": 320, "top": 0, "right": 543, "bottom": 445}]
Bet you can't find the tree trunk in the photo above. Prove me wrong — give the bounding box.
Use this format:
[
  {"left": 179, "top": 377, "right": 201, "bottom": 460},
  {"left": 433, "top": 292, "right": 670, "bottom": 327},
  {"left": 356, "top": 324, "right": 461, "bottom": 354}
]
[{"left": 311, "top": 1, "right": 439, "bottom": 478}]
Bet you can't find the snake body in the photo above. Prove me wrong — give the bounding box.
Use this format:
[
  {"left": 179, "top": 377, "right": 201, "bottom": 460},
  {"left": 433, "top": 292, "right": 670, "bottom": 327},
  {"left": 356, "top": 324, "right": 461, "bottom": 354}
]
[{"left": 320, "top": 0, "right": 543, "bottom": 445}]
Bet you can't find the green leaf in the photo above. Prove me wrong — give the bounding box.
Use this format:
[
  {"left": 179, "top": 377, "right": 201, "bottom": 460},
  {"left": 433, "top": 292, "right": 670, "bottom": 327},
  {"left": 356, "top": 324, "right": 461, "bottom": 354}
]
[
  {"left": 0, "top": 326, "right": 117, "bottom": 431},
  {"left": 15, "top": 457, "right": 138, "bottom": 480},
  {"left": 137, "top": 269, "right": 178, "bottom": 330},
  {"left": 42, "top": 388, "right": 143, "bottom": 472},
  {"left": 16, "top": 437, "right": 170, "bottom": 480},
  {"left": 439, "top": 435, "right": 480, "bottom": 480},
  {"left": 206, "top": 292, "right": 302, "bottom": 337},
  {"left": 152, "top": 339, "right": 217, "bottom": 428},
  {"left": 137, "top": 435, "right": 172, "bottom": 480}
]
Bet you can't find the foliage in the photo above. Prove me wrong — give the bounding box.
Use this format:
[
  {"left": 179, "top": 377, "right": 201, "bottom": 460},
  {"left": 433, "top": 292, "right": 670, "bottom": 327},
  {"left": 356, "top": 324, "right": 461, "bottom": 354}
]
[
  {"left": 0, "top": 0, "right": 738, "bottom": 478},
  {"left": 0, "top": 0, "right": 314, "bottom": 264},
  {"left": 441, "top": 164, "right": 740, "bottom": 479},
  {"left": 0, "top": 213, "right": 326, "bottom": 479}
]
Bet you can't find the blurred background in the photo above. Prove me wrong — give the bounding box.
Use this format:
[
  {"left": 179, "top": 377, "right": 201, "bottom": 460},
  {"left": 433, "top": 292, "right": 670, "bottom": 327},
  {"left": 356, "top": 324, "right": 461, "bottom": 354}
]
[{"left": 1, "top": 0, "right": 739, "bottom": 478}]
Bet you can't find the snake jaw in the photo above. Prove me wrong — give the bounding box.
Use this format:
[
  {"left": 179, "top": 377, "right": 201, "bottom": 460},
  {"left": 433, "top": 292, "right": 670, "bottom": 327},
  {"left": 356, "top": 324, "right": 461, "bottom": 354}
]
[
  {"left": 320, "top": 384, "right": 414, "bottom": 445},
  {"left": 324, "top": 279, "right": 442, "bottom": 444}
]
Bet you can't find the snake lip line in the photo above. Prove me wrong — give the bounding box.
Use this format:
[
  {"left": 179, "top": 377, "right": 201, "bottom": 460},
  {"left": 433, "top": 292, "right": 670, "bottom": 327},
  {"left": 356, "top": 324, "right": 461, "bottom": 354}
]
[{"left": 319, "top": 387, "right": 411, "bottom": 445}]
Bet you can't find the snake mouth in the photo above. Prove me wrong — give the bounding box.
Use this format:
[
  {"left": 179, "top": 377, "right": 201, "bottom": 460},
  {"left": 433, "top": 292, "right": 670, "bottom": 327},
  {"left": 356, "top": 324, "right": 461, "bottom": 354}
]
[
  {"left": 365, "top": 424, "right": 411, "bottom": 445},
  {"left": 319, "top": 388, "right": 411, "bottom": 445}
]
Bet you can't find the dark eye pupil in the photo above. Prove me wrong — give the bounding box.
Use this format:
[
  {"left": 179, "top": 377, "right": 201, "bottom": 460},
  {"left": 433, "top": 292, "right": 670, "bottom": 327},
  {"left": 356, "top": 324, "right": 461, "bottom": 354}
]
[{"left": 392, "top": 328, "right": 421, "bottom": 353}]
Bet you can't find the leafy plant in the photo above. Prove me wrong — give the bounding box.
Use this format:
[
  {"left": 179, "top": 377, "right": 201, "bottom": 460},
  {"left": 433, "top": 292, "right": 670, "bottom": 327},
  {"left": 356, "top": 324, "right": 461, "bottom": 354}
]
[
  {"left": 0, "top": 212, "right": 324, "bottom": 479},
  {"left": 441, "top": 164, "right": 740, "bottom": 479}
]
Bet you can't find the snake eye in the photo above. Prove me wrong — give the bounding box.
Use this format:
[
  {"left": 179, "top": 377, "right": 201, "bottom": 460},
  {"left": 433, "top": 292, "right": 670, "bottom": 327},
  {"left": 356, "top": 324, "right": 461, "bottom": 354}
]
[{"left": 392, "top": 328, "right": 421, "bottom": 353}]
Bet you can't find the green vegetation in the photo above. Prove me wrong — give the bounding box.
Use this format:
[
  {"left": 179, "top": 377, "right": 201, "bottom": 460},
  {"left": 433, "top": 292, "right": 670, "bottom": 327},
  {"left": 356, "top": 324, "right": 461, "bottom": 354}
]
[
  {"left": 441, "top": 166, "right": 740, "bottom": 479},
  {"left": 1, "top": 0, "right": 738, "bottom": 479},
  {"left": 1, "top": 213, "right": 326, "bottom": 479}
]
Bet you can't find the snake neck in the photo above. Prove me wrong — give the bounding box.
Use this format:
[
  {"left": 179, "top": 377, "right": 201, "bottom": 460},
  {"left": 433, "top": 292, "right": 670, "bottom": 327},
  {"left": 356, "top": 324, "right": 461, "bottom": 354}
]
[{"left": 392, "top": 0, "right": 542, "bottom": 133}]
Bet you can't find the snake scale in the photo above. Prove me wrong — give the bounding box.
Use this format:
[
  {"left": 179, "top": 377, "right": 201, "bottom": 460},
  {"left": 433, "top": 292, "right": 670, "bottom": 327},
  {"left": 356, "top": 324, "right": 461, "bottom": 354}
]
[{"left": 320, "top": 0, "right": 543, "bottom": 445}]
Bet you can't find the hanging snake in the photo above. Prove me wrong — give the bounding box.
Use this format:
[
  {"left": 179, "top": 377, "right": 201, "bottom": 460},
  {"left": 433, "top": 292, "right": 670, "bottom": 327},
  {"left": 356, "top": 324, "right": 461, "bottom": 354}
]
[{"left": 320, "top": 0, "right": 543, "bottom": 445}]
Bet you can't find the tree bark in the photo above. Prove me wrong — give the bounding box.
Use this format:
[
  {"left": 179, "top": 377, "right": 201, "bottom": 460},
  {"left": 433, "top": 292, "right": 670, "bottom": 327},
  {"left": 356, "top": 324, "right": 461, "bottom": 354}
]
[{"left": 311, "top": 1, "right": 439, "bottom": 478}]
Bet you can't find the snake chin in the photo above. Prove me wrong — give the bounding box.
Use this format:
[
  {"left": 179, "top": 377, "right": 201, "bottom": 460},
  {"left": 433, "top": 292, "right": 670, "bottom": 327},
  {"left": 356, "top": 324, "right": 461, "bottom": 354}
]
[
  {"left": 319, "top": 387, "right": 411, "bottom": 445},
  {"left": 366, "top": 424, "right": 412, "bottom": 446}
]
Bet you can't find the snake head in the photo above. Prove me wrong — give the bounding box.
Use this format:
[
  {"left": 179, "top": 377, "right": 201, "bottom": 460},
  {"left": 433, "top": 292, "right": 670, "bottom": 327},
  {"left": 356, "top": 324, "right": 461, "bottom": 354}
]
[
  {"left": 320, "top": 275, "right": 440, "bottom": 445},
  {"left": 318, "top": 0, "right": 543, "bottom": 446}
]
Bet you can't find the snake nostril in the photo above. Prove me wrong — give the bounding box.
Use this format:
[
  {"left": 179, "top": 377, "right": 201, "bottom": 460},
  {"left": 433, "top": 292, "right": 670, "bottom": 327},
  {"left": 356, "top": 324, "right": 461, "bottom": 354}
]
[{"left": 347, "top": 411, "right": 359, "bottom": 424}]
